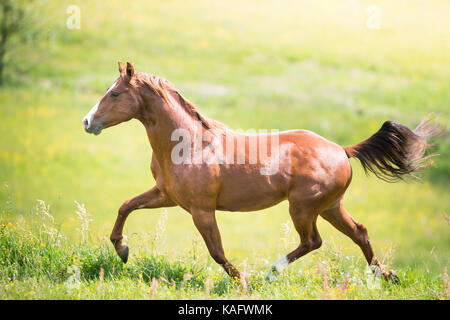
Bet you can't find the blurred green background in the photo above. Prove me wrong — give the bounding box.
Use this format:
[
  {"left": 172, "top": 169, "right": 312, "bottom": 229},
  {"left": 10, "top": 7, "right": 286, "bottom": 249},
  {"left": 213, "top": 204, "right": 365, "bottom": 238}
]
[{"left": 0, "top": 0, "right": 448, "bottom": 276}]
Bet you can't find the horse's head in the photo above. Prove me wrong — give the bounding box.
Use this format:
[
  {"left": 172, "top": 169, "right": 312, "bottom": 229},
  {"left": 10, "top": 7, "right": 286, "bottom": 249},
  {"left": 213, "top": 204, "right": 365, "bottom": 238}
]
[{"left": 82, "top": 61, "right": 142, "bottom": 135}]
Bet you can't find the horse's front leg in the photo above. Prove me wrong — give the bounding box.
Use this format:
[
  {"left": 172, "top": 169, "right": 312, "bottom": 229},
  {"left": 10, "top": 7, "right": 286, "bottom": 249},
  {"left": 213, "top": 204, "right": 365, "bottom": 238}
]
[
  {"left": 110, "top": 186, "right": 175, "bottom": 263},
  {"left": 191, "top": 207, "right": 240, "bottom": 280}
]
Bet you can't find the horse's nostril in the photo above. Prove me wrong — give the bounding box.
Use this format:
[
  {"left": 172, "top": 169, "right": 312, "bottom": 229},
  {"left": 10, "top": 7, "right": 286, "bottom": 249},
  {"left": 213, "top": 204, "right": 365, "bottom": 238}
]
[{"left": 82, "top": 118, "right": 89, "bottom": 128}]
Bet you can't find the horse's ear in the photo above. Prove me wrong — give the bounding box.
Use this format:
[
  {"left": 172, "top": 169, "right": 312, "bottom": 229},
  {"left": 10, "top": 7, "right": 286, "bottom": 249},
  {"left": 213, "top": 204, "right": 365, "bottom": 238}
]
[
  {"left": 118, "top": 61, "right": 125, "bottom": 75},
  {"left": 126, "top": 62, "right": 135, "bottom": 78}
]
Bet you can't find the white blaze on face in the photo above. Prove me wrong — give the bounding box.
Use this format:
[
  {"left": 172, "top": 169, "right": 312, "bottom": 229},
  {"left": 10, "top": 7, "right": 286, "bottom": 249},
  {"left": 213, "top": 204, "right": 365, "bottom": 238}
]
[
  {"left": 82, "top": 81, "right": 117, "bottom": 131},
  {"left": 265, "top": 255, "right": 289, "bottom": 282}
]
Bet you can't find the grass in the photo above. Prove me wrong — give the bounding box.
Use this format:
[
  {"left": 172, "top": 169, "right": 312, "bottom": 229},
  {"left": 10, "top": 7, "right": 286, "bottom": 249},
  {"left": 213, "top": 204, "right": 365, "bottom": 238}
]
[
  {"left": 0, "top": 0, "right": 449, "bottom": 299},
  {"left": 1, "top": 203, "right": 447, "bottom": 300}
]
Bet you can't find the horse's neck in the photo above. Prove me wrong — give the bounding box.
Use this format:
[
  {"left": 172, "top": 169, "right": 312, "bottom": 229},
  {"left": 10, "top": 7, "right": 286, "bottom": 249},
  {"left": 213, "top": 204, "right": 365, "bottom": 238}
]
[{"left": 140, "top": 91, "right": 203, "bottom": 165}]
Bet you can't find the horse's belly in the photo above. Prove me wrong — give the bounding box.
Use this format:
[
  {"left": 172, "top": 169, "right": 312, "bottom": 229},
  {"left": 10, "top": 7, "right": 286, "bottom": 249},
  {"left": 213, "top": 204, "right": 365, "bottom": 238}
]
[
  {"left": 215, "top": 168, "right": 289, "bottom": 212},
  {"left": 216, "top": 194, "right": 287, "bottom": 212}
]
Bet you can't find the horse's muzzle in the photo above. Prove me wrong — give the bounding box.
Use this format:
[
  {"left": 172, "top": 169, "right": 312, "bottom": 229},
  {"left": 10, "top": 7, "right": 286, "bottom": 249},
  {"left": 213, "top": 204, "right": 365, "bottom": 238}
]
[{"left": 82, "top": 117, "right": 102, "bottom": 135}]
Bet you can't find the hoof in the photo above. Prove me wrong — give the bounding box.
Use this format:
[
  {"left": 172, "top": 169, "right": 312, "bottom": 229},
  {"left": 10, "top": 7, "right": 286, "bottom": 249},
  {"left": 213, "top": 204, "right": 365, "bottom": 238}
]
[
  {"left": 119, "top": 246, "right": 129, "bottom": 264},
  {"left": 388, "top": 271, "right": 400, "bottom": 284},
  {"left": 265, "top": 256, "right": 289, "bottom": 282},
  {"left": 265, "top": 266, "right": 278, "bottom": 282}
]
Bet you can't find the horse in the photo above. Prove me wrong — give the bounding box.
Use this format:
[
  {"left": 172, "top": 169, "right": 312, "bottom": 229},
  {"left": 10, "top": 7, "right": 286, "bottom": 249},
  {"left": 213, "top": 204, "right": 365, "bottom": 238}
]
[{"left": 82, "top": 61, "right": 442, "bottom": 283}]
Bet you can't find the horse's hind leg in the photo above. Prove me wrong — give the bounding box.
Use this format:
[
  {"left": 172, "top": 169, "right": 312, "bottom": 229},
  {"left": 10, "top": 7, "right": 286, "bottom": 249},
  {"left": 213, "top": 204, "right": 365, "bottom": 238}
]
[
  {"left": 110, "top": 186, "right": 175, "bottom": 263},
  {"left": 266, "top": 201, "right": 322, "bottom": 281},
  {"left": 320, "top": 200, "right": 399, "bottom": 283}
]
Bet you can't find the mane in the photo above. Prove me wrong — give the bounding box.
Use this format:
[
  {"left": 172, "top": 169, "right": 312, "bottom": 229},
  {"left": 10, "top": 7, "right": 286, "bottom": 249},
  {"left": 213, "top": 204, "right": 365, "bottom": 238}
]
[{"left": 135, "top": 72, "right": 228, "bottom": 132}]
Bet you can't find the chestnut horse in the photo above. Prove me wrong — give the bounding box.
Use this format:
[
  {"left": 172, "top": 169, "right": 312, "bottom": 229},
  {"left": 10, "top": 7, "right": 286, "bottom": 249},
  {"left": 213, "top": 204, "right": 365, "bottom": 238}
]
[{"left": 82, "top": 62, "right": 442, "bottom": 283}]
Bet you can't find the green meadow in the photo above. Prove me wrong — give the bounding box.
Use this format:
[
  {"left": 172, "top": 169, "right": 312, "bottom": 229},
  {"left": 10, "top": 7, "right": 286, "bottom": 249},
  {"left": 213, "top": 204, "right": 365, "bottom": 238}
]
[{"left": 0, "top": 0, "right": 449, "bottom": 299}]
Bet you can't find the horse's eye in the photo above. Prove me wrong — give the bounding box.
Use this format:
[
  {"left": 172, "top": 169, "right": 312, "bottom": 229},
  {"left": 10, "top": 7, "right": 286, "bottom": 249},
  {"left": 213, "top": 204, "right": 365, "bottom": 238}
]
[{"left": 111, "top": 92, "right": 120, "bottom": 98}]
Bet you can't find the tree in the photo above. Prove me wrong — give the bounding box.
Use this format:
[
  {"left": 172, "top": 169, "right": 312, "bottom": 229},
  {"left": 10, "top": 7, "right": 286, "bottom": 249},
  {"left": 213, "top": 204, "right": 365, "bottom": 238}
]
[{"left": 0, "top": 0, "right": 45, "bottom": 86}]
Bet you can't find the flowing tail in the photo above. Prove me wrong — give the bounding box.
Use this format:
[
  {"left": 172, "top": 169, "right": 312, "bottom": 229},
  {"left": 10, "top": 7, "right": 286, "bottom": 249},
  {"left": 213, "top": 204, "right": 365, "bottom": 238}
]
[{"left": 343, "top": 115, "right": 445, "bottom": 182}]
